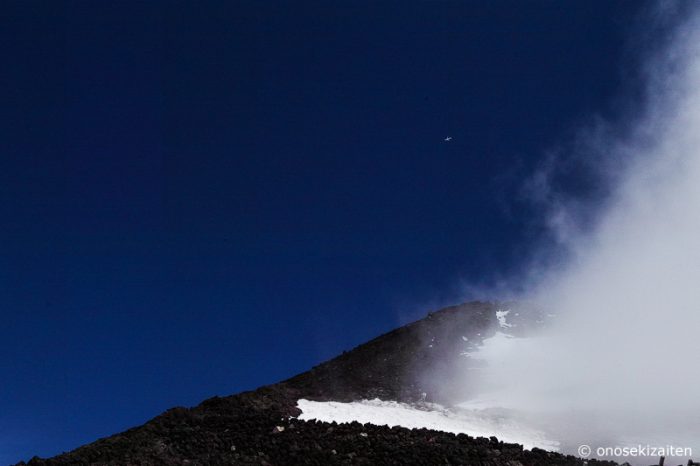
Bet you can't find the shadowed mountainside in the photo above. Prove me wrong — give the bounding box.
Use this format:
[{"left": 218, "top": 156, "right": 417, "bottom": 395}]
[{"left": 16, "top": 302, "right": 619, "bottom": 466}]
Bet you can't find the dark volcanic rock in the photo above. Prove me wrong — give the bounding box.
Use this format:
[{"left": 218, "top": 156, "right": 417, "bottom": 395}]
[
  {"left": 282, "top": 301, "right": 520, "bottom": 404},
  {"left": 15, "top": 302, "right": 618, "bottom": 466}
]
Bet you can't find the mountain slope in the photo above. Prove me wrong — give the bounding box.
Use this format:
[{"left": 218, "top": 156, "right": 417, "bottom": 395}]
[{"left": 16, "top": 302, "right": 618, "bottom": 466}]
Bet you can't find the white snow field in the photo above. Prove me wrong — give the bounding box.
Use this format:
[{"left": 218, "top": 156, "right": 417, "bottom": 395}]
[{"left": 296, "top": 398, "right": 559, "bottom": 451}]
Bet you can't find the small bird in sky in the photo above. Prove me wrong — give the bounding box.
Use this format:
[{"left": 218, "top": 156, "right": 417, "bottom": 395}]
[{"left": 444, "top": 136, "right": 452, "bottom": 142}]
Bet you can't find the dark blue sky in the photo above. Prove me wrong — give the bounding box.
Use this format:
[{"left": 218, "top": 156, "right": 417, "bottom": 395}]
[{"left": 1, "top": 1, "right": 636, "bottom": 463}]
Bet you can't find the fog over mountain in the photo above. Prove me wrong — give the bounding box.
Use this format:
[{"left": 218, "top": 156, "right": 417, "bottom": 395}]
[
  {"left": 459, "top": 2, "right": 700, "bottom": 461},
  {"left": 10, "top": 2, "right": 700, "bottom": 465}
]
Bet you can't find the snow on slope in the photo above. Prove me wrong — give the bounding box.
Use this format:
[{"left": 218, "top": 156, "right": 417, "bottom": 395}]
[
  {"left": 496, "top": 309, "right": 513, "bottom": 328},
  {"left": 297, "top": 398, "right": 559, "bottom": 451},
  {"left": 297, "top": 308, "right": 561, "bottom": 453}
]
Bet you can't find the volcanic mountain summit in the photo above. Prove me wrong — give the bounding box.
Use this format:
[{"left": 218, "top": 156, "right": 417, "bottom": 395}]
[{"left": 17, "top": 302, "right": 620, "bottom": 466}]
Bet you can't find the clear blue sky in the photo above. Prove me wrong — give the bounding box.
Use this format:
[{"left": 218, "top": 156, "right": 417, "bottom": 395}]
[{"left": 1, "top": 1, "right": 636, "bottom": 463}]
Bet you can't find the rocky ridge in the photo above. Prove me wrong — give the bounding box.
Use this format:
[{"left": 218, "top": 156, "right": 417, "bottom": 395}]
[{"left": 17, "top": 302, "right": 620, "bottom": 466}]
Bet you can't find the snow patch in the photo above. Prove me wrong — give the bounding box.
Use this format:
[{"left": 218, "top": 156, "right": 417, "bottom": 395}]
[
  {"left": 296, "top": 398, "right": 558, "bottom": 451},
  {"left": 495, "top": 309, "right": 513, "bottom": 328}
]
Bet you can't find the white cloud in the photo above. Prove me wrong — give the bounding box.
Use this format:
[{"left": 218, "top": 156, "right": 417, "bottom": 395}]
[{"left": 461, "top": 4, "right": 700, "bottom": 462}]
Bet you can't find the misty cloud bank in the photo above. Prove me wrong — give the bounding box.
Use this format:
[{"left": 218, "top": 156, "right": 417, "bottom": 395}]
[{"left": 462, "top": 2, "right": 700, "bottom": 462}]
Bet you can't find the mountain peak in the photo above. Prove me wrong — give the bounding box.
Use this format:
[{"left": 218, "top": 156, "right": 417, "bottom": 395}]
[{"left": 18, "top": 301, "right": 615, "bottom": 466}]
